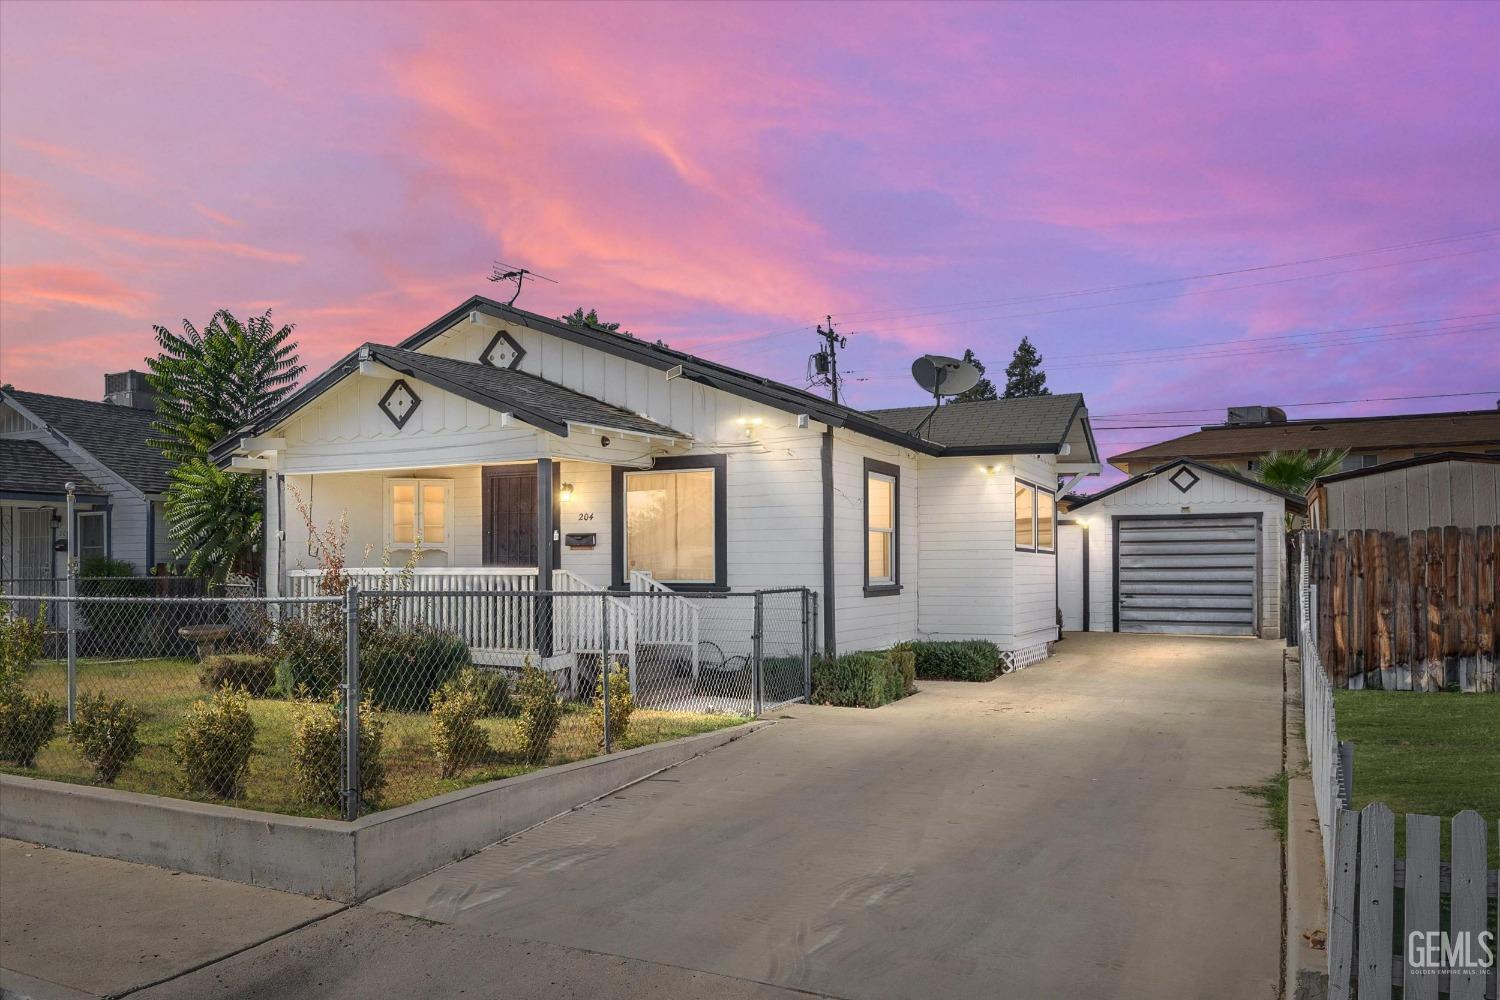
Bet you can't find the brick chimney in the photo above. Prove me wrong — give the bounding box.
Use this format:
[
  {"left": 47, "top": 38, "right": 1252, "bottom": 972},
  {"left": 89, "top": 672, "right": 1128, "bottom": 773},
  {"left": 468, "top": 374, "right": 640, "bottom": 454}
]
[{"left": 104, "top": 370, "right": 157, "bottom": 410}]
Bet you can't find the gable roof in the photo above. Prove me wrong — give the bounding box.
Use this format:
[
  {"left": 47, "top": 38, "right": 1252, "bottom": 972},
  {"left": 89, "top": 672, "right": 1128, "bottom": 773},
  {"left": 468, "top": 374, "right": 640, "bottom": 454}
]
[
  {"left": 1067, "top": 458, "right": 1307, "bottom": 512},
  {"left": 1, "top": 389, "right": 174, "bottom": 494},
  {"left": 865, "top": 394, "right": 1090, "bottom": 455},
  {"left": 0, "top": 439, "right": 105, "bottom": 498},
  {"left": 1110, "top": 408, "right": 1500, "bottom": 470},
  {"left": 1312, "top": 450, "right": 1500, "bottom": 486}
]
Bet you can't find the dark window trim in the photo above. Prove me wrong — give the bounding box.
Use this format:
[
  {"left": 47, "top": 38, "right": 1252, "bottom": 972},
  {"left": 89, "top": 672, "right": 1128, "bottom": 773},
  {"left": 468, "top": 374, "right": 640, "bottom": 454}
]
[
  {"left": 863, "top": 457, "right": 901, "bottom": 596},
  {"left": 1014, "top": 479, "right": 1038, "bottom": 553},
  {"left": 611, "top": 453, "right": 728, "bottom": 590}
]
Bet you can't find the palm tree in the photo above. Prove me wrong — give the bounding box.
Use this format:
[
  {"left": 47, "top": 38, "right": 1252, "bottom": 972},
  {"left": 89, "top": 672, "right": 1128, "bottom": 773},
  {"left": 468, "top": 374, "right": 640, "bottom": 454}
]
[
  {"left": 147, "top": 309, "right": 304, "bottom": 583},
  {"left": 1250, "top": 449, "right": 1348, "bottom": 496}
]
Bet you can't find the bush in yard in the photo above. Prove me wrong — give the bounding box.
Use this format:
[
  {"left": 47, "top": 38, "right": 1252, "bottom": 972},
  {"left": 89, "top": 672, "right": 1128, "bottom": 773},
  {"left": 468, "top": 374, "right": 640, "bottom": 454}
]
[
  {"left": 514, "top": 660, "right": 562, "bottom": 766},
  {"left": 273, "top": 614, "right": 344, "bottom": 698},
  {"left": 888, "top": 646, "right": 917, "bottom": 697},
  {"left": 0, "top": 686, "right": 59, "bottom": 767},
  {"left": 904, "top": 640, "right": 1000, "bottom": 681},
  {"left": 175, "top": 687, "right": 256, "bottom": 799},
  {"left": 67, "top": 691, "right": 142, "bottom": 783},
  {"left": 199, "top": 653, "right": 276, "bottom": 697},
  {"left": 361, "top": 626, "right": 469, "bottom": 713},
  {"left": 430, "top": 685, "right": 490, "bottom": 778},
  {"left": 437, "top": 666, "right": 512, "bottom": 717},
  {"left": 289, "top": 696, "right": 387, "bottom": 809},
  {"left": 589, "top": 663, "right": 634, "bottom": 750},
  {"left": 1, "top": 601, "right": 48, "bottom": 685},
  {"left": 812, "top": 650, "right": 907, "bottom": 708}
]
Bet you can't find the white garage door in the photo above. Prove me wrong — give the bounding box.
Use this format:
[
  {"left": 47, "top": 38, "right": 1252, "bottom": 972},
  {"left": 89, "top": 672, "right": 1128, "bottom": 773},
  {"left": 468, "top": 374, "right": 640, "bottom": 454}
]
[{"left": 1116, "top": 515, "right": 1259, "bottom": 636}]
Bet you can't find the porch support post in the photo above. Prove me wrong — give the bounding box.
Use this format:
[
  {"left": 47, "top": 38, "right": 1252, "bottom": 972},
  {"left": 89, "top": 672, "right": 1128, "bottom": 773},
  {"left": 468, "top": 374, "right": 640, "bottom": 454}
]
[{"left": 535, "top": 458, "right": 555, "bottom": 658}]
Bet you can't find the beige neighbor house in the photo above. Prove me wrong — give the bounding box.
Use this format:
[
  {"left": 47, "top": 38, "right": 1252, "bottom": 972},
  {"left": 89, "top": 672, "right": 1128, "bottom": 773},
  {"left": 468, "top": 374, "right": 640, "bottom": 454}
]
[
  {"left": 211, "top": 295, "right": 1101, "bottom": 675},
  {"left": 1110, "top": 404, "right": 1500, "bottom": 477}
]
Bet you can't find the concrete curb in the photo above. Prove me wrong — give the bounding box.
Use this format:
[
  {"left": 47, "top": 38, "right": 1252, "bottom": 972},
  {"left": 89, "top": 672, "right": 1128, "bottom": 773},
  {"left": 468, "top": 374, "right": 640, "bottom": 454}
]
[
  {"left": 0, "top": 720, "right": 768, "bottom": 903},
  {"left": 1284, "top": 658, "right": 1330, "bottom": 1000}
]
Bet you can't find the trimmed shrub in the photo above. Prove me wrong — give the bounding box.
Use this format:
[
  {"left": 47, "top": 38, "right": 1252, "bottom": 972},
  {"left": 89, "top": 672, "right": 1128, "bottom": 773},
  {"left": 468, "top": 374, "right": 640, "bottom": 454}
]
[
  {"left": 361, "top": 627, "right": 469, "bottom": 713},
  {"left": 589, "top": 664, "right": 634, "bottom": 750},
  {"left": 175, "top": 687, "right": 256, "bottom": 799},
  {"left": 68, "top": 692, "right": 142, "bottom": 783},
  {"left": 888, "top": 646, "right": 917, "bottom": 697},
  {"left": 905, "top": 640, "right": 1000, "bottom": 681},
  {"left": 439, "top": 666, "right": 512, "bottom": 718},
  {"left": 514, "top": 661, "right": 562, "bottom": 766},
  {"left": 289, "top": 697, "right": 387, "bottom": 810},
  {"left": 1, "top": 601, "right": 48, "bottom": 685},
  {"left": 274, "top": 615, "right": 344, "bottom": 698},
  {"left": 812, "top": 650, "right": 907, "bottom": 708},
  {"left": 0, "top": 686, "right": 59, "bottom": 767},
  {"left": 199, "top": 653, "right": 276, "bottom": 697},
  {"left": 430, "top": 685, "right": 490, "bottom": 778}
]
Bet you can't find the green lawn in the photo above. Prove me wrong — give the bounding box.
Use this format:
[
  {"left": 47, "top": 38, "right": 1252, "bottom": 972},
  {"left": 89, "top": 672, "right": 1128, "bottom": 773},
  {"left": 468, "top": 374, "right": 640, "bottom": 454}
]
[
  {"left": 1333, "top": 690, "right": 1500, "bottom": 866},
  {"left": 4, "top": 657, "right": 746, "bottom": 818}
]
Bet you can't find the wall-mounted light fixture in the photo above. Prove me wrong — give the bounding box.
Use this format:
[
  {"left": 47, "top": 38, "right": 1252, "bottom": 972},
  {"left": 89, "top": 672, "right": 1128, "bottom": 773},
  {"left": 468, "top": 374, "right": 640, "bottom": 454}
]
[
  {"left": 559, "top": 482, "right": 575, "bottom": 502},
  {"left": 981, "top": 464, "right": 999, "bottom": 475},
  {"left": 736, "top": 415, "right": 764, "bottom": 438}
]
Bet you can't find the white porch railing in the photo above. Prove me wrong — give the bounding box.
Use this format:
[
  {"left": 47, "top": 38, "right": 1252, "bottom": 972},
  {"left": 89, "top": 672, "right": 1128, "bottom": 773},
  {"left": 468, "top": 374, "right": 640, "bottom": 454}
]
[{"left": 629, "top": 571, "right": 701, "bottom": 678}]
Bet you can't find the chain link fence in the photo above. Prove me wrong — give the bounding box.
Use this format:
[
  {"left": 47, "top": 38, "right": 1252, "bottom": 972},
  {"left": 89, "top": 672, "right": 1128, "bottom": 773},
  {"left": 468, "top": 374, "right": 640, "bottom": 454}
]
[{"left": 1, "top": 583, "right": 811, "bottom": 820}]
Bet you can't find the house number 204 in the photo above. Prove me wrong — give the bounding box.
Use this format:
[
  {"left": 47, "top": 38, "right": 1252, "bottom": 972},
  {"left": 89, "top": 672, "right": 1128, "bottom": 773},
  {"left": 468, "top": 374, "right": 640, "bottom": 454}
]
[{"left": 577, "top": 512, "right": 595, "bottom": 521}]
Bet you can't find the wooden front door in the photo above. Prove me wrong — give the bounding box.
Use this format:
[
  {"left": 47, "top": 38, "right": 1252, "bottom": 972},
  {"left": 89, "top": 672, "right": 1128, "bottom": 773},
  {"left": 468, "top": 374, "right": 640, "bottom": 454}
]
[{"left": 483, "top": 466, "right": 537, "bottom": 567}]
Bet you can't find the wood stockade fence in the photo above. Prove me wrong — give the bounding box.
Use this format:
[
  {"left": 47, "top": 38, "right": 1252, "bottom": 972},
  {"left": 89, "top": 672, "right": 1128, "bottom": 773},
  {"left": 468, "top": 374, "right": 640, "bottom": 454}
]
[{"left": 1302, "top": 527, "right": 1499, "bottom": 692}]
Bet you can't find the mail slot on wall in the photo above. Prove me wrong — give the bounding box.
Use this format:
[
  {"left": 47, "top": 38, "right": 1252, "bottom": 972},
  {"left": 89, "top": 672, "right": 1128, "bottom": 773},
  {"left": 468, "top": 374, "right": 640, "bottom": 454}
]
[{"left": 564, "top": 532, "right": 597, "bottom": 549}]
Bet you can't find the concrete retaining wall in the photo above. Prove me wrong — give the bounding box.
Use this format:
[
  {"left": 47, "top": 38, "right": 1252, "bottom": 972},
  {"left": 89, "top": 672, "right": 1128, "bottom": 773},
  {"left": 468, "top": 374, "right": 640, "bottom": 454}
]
[{"left": 0, "top": 722, "right": 765, "bottom": 902}]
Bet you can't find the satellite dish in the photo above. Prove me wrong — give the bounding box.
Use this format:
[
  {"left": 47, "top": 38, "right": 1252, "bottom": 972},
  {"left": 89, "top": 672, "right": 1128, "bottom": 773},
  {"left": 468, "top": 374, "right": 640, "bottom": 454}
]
[{"left": 911, "top": 354, "right": 981, "bottom": 398}]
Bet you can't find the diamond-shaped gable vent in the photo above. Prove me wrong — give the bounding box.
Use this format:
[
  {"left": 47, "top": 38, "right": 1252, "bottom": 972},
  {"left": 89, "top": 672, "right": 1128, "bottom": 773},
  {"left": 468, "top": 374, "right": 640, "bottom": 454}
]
[
  {"left": 379, "top": 379, "right": 421, "bottom": 429},
  {"left": 479, "top": 329, "right": 526, "bottom": 370},
  {"left": 1169, "top": 465, "right": 1201, "bottom": 494}
]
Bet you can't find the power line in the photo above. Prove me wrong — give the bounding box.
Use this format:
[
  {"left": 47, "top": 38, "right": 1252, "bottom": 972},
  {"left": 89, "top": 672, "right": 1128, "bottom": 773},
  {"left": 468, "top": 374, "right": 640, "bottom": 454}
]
[{"left": 1091, "top": 390, "right": 1500, "bottom": 419}]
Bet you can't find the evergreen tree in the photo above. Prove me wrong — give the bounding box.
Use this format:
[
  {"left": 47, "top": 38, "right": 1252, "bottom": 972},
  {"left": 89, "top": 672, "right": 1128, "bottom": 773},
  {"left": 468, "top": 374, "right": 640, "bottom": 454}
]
[
  {"left": 1002, "top": 337, "right": 1051, "bottom": 398},
  {"left": 147, "top": 310, "right": 303, "bottom": 583},
  {"left": 949, "top": 349, "right": 997, "bottom": 403},
  {"left": 561, "top": 307, "right": 632, "bottom": 338}
]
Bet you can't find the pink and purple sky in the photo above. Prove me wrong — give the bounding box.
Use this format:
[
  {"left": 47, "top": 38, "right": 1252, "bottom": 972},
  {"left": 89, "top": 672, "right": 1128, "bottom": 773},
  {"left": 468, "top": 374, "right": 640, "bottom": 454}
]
[{"left": 2, "top": 1, "right": 1497, "bottom": 476}]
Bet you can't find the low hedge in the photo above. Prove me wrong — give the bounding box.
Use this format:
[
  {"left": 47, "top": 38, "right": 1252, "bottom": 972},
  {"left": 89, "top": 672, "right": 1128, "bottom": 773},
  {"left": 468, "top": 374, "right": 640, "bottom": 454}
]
[
  {"left": 903, "top": 640, "right": 1000, "bottom": 681},
  {"left": 812, "top": 649, "right": 912, "bottom": 708}
]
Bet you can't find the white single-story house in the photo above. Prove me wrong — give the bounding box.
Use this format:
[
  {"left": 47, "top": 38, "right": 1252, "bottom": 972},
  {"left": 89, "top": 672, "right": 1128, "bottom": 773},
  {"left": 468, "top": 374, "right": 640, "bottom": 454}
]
[
  {"left": 213, "top": 296, "right": 1101, "bottom": 667},
  {"left": 1058, "top": 459, "right": 1304, "bottom": 638},
  {"left": 1307, "top": 452, "right": 1500, "bottom": 532},
  {"left": 1, "top": 374, "right": 176, "bottom": 581}
]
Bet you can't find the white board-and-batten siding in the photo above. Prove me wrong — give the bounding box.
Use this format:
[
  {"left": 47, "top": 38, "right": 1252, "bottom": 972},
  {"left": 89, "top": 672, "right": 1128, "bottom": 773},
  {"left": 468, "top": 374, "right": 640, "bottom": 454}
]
[
  {"left": 1318, "top": 459, "right": 1500, "bottom": 532},
  {"left": 1074, "top": 467, "right": 1287, "bottom": 638}
]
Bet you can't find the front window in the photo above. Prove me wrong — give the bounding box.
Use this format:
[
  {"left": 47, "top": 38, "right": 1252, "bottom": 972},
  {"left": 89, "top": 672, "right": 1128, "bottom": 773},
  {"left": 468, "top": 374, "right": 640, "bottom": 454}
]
[
  {"left": 1036, "top": 488, "right": 1055, "bottom": 553},
  {"left": 77, "top": 511, "right": 107, "bottom": 564},
  {"left": 625, "top": 468, "right": 716, "bottom": 583},
  {"left": 385, "top": 478, "right": 451, "bottom": 550},
  {"left": 864, "top": 458, "right": 900, "bottom": 593},
  {"left": 1015, "top": 482, "right": 1035, "bottom": 550}
]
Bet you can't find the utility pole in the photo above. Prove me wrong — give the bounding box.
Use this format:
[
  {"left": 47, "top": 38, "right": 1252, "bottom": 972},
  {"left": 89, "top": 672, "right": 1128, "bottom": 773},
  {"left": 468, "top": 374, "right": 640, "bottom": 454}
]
[{"left": 809, "top": 316, "right": 848, "bottom": 404}]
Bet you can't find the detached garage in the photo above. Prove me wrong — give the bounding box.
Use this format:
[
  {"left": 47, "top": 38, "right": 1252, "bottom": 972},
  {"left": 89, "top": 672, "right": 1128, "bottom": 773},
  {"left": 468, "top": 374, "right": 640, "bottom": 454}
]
[{"left": 1058, "top": 460, "right": 1304, "bottom": 639}]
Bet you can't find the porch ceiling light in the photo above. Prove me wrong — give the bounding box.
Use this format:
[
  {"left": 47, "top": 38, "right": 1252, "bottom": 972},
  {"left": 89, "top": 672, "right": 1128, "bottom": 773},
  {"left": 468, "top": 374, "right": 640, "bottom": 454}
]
[{"left": 559, "top": 482, "right": 574, "bottom": 502}]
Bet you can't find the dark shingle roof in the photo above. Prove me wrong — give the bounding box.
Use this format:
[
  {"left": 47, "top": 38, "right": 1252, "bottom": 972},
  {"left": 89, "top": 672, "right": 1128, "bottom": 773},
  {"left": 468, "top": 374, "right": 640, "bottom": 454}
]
[
  {"left": 866, "top": 394, "right": 1086, "bottom": 451},
  {"left": 363, "top": 347, "right": 689, "bottom": 440},
  {"left": 3, "top": 390, "right": 174, "bottom": 494},
  {"left": 0, "top": 439, "right": 103, "bottom": 497}
]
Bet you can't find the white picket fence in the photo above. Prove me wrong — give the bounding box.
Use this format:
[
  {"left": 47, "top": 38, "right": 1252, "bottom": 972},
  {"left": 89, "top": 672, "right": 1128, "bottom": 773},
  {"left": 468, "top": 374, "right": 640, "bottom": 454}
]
[{"left": 1299, "top": 536, "right": 1499, "bottom": 999}]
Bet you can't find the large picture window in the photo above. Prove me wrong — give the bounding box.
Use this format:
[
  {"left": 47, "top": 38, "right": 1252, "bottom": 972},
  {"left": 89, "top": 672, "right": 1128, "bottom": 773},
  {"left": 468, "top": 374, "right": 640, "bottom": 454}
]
[
  {"left": 864, "top": 458, "right": 901, "bottom": 595},
  {"left": 613, "top": 455, "right": 726, "bottom": 589},
  {"left": 1015, "top": 479, "right": 1055, "bottom": 554},
  {"left": 385, "top": 478, "right": 451, "bottom": 550},
  {"left": 77, "top": 511, "right": 107, "bottom": 564}
]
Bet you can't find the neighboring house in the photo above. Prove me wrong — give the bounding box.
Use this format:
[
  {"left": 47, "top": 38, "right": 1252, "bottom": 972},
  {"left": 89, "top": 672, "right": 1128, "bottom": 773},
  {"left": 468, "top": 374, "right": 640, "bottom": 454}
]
[
  {"left": 212, "top": 296, "right": 1101, "bottom": 664},
  {"left": 1057, "top": 459, "right": 1305, "bottom": 638},
  {"left": 1, "top": 373, "right": 176, "bottom": 580},
  {"left": 1110, "top": 404, "right": 1500, "bottom": 477},
  {"left": 1307, "top": 452, "right": 1500, "bottom": 532}
]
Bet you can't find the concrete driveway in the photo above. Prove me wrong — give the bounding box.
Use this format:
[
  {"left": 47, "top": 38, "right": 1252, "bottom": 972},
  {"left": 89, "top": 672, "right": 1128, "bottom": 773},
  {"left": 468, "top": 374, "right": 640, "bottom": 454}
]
[{"left": 365, "top": 632, "right": 1285, "bottom": 1000}]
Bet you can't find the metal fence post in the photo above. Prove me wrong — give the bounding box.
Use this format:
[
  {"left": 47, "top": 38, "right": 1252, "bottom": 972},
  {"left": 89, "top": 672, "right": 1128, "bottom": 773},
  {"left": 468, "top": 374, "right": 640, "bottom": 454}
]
[
  {"left": 65, "top": 482, "right": 77, "bottom": 724},
  {"left": 801, "top": 588, "right": 812, "bottom": 701},
  {"left": 599, "top": 592, "right": 611, "bottom": 753},
  {"left": 752, "top": 591, "right": 764, "bottom": 716},
  {"left": 343, "top": 585, "right": 361, "bottom": 821}
]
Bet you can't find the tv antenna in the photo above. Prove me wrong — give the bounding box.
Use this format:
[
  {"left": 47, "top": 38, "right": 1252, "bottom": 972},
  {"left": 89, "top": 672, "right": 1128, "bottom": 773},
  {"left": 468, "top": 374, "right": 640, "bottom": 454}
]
[
  {"left": 807, "top": 316, "right": 848, "bottom": 404},
  {"left": 909, "top": 353, "right": 981, "bottom": 439},
  {"left": 488, "top": 260, "right": 558, "bottom": 306}
]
